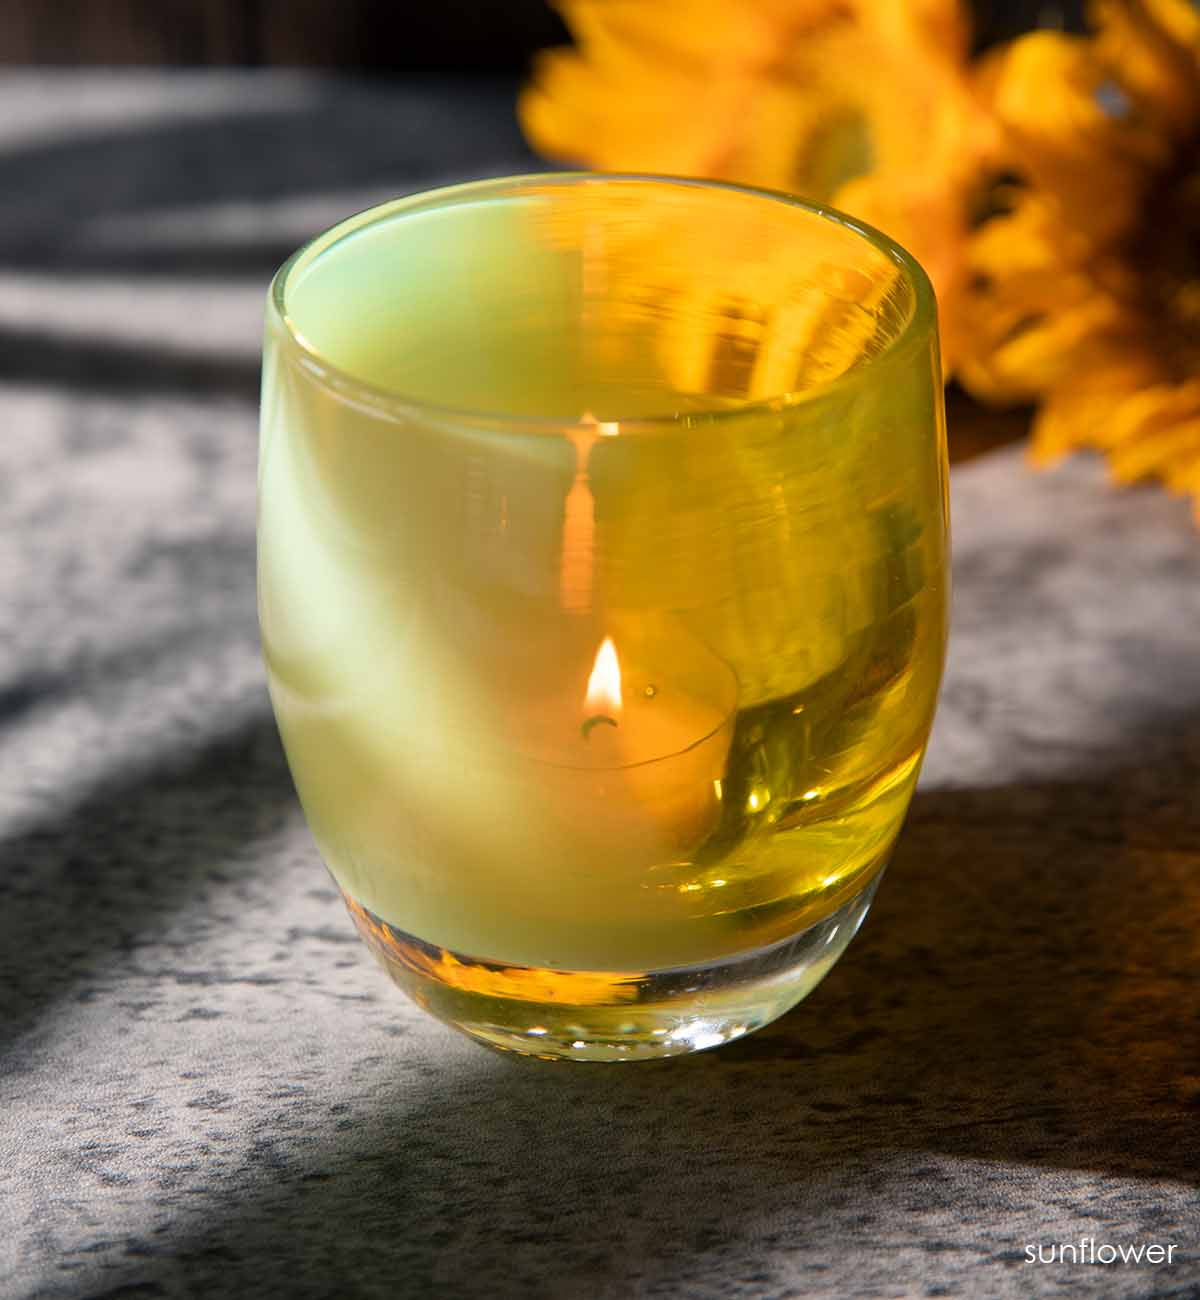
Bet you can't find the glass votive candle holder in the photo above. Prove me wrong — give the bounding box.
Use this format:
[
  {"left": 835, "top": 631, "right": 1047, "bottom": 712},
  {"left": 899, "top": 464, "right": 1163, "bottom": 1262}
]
[{"left": 258, "top": 173, "right": 948, "bottom": 1061}]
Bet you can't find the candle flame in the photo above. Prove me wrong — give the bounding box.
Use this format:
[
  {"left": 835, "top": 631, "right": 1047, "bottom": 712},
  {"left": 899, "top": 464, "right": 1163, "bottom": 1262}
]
[{"left": 585, "top": 636, "right": 623, "bottom": 719}]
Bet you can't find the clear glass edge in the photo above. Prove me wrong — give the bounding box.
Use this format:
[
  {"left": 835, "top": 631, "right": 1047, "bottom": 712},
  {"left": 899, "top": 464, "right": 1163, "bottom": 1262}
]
[{"left": 265, "top": 171, "right": 940, "bottom": 436}]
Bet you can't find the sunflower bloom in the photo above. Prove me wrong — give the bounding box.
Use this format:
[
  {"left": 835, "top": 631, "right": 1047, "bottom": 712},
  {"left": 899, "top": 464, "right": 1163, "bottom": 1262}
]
[
  {"left": 520, "top": 0, "right": 995, "bottom": 369},
  {"left": 958, "top": 0, "right": 1200, "bottom": 515}
]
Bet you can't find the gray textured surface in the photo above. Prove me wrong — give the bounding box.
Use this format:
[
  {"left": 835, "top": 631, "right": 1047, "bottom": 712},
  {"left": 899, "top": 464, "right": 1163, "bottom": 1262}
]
[{"left": 1, "top": 73, "right": 1198, "bottom": 1300}]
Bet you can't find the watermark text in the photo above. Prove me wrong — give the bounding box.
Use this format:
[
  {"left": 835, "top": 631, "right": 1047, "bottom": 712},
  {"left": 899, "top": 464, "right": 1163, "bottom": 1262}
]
[{"left": 1026, "top": 1239, "right": 1178, "bottom": 1266}]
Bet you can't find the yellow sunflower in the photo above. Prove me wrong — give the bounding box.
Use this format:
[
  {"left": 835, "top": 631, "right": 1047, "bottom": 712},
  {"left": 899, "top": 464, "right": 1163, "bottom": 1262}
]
[
  {"left": 520, "top": 0, "right": 996, "bottom": 369},
  {"left": 958, "top": 0, "right": 1200, "bottom": 514}
]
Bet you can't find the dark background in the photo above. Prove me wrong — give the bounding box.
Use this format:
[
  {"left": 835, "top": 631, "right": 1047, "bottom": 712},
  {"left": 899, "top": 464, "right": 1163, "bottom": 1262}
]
[{"left": 1, "top": 0, "right": 1084, "bottom": 68}]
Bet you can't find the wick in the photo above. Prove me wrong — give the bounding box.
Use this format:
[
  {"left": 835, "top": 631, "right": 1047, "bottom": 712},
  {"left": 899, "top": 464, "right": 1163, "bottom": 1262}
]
[{"left": 581, "top": 714, "right": 619, "bottom": 740}]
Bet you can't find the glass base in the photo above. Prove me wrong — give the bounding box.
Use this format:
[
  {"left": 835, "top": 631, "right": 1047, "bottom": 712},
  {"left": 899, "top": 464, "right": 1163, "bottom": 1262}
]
[{"left": 343, "top": 873, "right": 882, "bottom": 1062}]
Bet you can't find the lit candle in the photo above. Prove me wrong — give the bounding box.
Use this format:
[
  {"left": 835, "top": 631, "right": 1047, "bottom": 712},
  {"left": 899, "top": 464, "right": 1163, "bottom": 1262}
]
[
  {"left": 483, "top": 404, "right": 738, "bottom": 876},
  {"left": 511, "top": 623, "right": 737, "bottom": 872}
]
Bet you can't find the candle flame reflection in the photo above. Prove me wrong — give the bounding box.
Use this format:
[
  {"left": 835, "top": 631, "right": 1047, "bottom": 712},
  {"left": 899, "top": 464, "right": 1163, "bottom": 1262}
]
[{"left": 585, "top": 636, "right": 623, "bottom": 720}]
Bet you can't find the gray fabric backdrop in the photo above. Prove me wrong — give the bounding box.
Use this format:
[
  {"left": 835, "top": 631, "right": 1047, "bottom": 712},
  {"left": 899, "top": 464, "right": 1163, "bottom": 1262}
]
[{"left": 1, "top": 74, "right": 1197, "bottom": 1300}]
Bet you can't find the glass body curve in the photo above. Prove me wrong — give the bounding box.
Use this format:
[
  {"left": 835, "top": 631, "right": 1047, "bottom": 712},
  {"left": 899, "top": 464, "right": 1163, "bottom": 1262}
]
[{"left": 258, "top": 173, "right": 949, "bottom": 1060}]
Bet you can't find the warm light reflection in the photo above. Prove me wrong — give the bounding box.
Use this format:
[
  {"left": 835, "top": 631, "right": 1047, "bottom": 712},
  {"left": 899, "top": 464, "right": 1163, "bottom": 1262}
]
[
  {"left": 560, "top": 413, "right": 620, "bottom": 615},
  {"left": 585, "top": 636, "right": 623, "bottom": 719}
]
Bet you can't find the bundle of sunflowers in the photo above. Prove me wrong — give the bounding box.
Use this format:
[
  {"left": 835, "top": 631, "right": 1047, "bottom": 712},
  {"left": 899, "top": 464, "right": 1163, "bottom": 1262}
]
[{"left": 519, "top": 0, "right": 1200, "bottom": 519}]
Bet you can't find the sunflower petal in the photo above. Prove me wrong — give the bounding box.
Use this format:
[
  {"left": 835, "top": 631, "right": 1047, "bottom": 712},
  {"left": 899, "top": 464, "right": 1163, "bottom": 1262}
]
[
  {"left": 1109, "top": 418, "right": 1200, "bottom": 482},
  {"left": 1091, "top": 0, "right": 1200, "bottom": 138}
]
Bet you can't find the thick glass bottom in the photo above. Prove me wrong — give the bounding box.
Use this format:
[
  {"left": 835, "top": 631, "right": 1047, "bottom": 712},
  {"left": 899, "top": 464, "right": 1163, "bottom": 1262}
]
[{"left": 343, "top": 873, "right": 882, "bottom": 1062}]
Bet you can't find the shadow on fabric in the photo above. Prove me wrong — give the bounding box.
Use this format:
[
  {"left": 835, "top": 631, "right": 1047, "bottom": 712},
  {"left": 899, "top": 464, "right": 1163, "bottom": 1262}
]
[{"left": 64, "top": 719, "right": 1200, "bottom": 1298}]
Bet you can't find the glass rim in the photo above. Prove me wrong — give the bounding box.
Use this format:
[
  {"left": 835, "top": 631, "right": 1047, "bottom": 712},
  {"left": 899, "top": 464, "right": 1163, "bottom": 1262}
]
[{"left": 267, "top": 171, "right": 939, "bottom": 435}]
